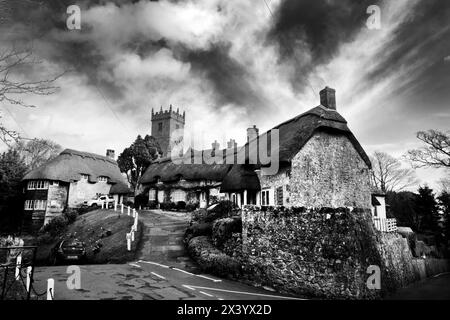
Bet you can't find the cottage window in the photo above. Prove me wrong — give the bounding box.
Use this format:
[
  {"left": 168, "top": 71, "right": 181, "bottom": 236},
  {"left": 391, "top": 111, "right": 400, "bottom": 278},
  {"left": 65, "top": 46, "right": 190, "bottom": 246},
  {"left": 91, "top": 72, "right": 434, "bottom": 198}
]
[
  {"left": 80, "top": 174, "right": 89, "bottom": 180},
  {"left": 51, "top": 181, "right": 59, "bottom": 186},
  {"left": 98, "top": 176, "right": 108, "bottom": 183},
  {"left": 24, "top": 200, "right": 34, "bottom": 210},
  {"left": 24, "top": 200, "right": 47, "bottom": 210},
  {"left": 261, "top": 189, "right": 271, "bottom": 206},
  {"left": 172, "top": 190, "right": 186, "bottom": 202},
  {"left": 27, "top": 180, "right": 49, "bottom": 190},
  {"left": 149, "top": 189, "right": 156, "bottom": 201},
  {"left": 276, "top": 186, "right": 283, "bottom": 206}
]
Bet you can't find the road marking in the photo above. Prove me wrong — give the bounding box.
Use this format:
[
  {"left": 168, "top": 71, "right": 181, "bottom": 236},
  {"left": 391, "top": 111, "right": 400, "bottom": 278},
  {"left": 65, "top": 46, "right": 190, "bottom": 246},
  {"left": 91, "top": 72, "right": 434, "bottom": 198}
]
[
  {"left": 129, "top": 263, "right": 141, "bottom": 268},
  {"left": 138, "top": 260, "right": 170, "bottom": 268},
  {"left": 199, "top": 291, "right": 214, "bottom": 297},
  {"left": 181, "top": 285, "right": 306, "bottom": 300},
  {"left": 151, "top": 272, "right": 166, "bottom": 280},
  {"left": 182, "top": 285, "right": 195, "bottom": 291},
  {"left": 433, "top": 272, "right": 450, "bottom": 278},
  {"left": 196, "top": 274, "right": 222, "bottom": 282},
  {"left": 172, "top": 267, "right": 194, "bottom": 276}
]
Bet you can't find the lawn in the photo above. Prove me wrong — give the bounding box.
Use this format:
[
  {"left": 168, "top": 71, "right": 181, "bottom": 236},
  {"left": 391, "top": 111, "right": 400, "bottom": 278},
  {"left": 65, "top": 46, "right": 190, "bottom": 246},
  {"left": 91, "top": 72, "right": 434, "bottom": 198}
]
[{"left": 35, "top": 209, "right": 142, "bottom": 265}]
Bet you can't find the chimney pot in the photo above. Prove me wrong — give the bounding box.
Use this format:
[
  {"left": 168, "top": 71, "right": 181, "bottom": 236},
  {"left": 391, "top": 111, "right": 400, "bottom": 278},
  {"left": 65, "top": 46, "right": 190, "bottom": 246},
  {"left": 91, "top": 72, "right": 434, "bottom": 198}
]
[
  {"left": 106, "top": 149, "right": 115, "bottom": 160},
  {"left": 320, "top": 87, "right": 336, "bottom": 110},
  {"left": 247, "top": 125, "right": 259, "bottom": 142}
]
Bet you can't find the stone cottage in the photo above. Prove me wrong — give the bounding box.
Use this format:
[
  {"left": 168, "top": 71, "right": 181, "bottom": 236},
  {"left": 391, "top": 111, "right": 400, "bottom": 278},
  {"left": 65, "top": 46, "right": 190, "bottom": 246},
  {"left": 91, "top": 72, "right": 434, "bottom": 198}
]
[
  {"left": 22, "top": 149, "right": 130, "bottom": 230},
  {"left": 139, "top": 87, "right": 373, "bottom": 210}
]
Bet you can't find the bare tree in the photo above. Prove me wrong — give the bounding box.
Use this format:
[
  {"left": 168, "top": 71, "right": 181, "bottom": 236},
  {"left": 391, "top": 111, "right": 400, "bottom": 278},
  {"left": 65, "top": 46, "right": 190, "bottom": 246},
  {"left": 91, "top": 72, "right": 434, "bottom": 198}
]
[
  {"left": 13, "top": 138, "right": 62, "bottom": 170},
  {"left": 406, "top": 130, "right": 450, "bottom": 169},
  {"left": 370, "top": 151, "right": 418, "bottom": 193},
  {"left": 0, "top": 46, "right": 61, "bottom": 145}
]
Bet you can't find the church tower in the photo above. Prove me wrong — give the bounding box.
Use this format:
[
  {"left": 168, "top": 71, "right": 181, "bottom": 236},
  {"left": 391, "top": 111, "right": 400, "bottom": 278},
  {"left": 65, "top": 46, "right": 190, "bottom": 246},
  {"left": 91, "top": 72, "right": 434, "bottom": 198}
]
[{"left": 151, "top": 105, "right": 185, "bottom": 157}]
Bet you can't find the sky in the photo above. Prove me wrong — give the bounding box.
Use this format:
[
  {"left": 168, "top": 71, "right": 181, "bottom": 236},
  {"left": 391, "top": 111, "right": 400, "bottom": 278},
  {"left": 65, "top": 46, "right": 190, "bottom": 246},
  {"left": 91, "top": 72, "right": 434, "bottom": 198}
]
[{"left": 0, "top": 0, "right": 449, "bottom": 191}]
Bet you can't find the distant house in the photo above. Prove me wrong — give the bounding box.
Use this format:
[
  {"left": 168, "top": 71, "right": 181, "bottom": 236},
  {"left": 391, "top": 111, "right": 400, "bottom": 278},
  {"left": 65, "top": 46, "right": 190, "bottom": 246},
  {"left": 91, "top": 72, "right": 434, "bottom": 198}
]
[
  {"left": 139, "top": 87, "right": 374, "bottom": 210},
  {"left": 21, "top": 149, "right": 130, "bottom": 231}
]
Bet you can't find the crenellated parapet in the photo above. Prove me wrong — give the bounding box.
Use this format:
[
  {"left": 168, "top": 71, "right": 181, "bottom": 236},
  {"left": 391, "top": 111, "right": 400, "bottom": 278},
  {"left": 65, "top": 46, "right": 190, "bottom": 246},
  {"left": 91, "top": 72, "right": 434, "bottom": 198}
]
[{"left": 151, "top": 104, "right": 185, "bottom": 124}]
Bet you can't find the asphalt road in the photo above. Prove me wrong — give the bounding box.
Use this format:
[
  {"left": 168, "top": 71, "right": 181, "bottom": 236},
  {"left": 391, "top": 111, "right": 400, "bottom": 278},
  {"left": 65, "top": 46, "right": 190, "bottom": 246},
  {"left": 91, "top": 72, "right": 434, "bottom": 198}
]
[
  {"left": 387, "top": 273, "right": 450, "bottom": 300},
  {"left": 32, "top": 210, "right": 303, "bottom": 300}
]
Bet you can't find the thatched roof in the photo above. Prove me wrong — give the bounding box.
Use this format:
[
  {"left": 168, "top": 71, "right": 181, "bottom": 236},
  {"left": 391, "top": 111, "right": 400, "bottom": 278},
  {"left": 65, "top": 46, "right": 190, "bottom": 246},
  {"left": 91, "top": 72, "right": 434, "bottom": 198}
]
[
  {"left": 220, "top": 165, "right": 260, "bottom": 192},
  {"left": 22, "top": 149, "right": 131, "bottom": 194},
  {"left": 139, "top": 157, "right": 232, "bottom": 184},
  {"left": 243, "top": 106, "right": 372, "bottom": 168}
]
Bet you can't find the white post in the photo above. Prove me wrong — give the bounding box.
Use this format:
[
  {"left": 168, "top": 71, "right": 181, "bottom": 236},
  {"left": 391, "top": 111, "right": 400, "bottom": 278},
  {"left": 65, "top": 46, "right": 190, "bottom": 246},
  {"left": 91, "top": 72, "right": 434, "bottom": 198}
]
[
  {"left": 114, "top": 200, "right": 117, "bottom": 211},
  {"left": 47, "top": 278, "right": 54, "bottom": 300},
  {"left": 15, "top": 254, "right": 22, "bottom": 280},
  {"left": 132, "top": 209, "right": 136, "bottom": 218},
  {"left": 127, "top": 206, "right": 130, "bottom": 216},
  {"left": 256, "top": 191, "right": 261, "bottom": 206},
  {"left": 121, "top": 203, "right": 124, "bottom": 214},
  {"left": 243, "top": 190, "right": 248, "bottom": 206},
  {"left": 131, "top": 231, "right": 135, "bottom": 242},
  {"left": 26, "top": 266, "right": 32, "bottom": 292},
  {"left": 126, "top": 233, "right": 131, "bottom": 251}
]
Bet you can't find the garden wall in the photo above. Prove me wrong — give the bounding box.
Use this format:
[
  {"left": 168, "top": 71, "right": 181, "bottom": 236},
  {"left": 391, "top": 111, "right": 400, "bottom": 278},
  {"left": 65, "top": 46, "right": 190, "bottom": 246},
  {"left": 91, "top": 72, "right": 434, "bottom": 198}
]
[{"left": 242, "top": 206, "right": 450, "bottom": 299}]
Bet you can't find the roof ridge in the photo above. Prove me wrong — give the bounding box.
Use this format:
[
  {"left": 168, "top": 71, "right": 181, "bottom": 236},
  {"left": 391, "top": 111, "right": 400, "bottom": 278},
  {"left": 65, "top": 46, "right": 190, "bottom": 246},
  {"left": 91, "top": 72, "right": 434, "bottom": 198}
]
[{"left": 61, "top": 148, "right": 116, "bottom": 164}]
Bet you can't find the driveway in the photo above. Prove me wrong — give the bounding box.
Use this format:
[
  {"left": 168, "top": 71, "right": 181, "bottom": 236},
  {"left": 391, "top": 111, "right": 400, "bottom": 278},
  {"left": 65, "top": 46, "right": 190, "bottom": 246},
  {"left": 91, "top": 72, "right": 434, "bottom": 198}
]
[{"left": 32, "top": 210, "right": 303, "bottom": 300}]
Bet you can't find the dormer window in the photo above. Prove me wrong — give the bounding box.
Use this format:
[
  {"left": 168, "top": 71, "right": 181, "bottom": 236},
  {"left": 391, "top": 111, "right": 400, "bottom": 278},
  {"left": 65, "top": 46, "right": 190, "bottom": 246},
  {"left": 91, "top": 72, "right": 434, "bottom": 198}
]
[
  {"left": 98, "top": 176, "right": 108, "bottom": 183},
  {"left": 155, "top": 176, "right": 162, "bottom": 184},
  {"left": 80, "top": 174, "right": 89, "bottom": 180}
]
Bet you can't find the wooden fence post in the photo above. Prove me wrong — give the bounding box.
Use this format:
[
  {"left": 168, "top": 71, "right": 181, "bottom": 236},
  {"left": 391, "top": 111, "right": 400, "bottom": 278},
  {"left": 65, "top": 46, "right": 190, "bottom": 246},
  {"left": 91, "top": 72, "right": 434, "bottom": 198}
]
[
  {"left": 131, "top": 231, "right": 135, "bottom": 242},
  {"left": 47, "top": 278, "right": 54, "bottom": 300},
  {"left": 127, "top": 206, "right": 130, "bottom": 216},
  {"left": 114, "top": 200, "right": 117, "bottom": 211},
  {"left": 26, "top": 266, "right": 32, "bottom": 292},
  {"left": 126, "top": 233, "right": 131, "bottom": 251},
  {"left": 121, "top": 203, "right": 124, "bottom": 214},
  {"left": 15, "top": 253, "right": 22, "bottom": 280}
]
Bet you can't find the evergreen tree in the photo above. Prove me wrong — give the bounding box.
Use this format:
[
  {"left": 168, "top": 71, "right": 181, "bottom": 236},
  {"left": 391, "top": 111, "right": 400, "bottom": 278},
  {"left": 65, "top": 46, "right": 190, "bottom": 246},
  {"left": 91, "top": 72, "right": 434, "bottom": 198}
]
[
  {"left": 0, "top": 149, "right": 28, "bottom": 232},
  {"left": 437, "top": 191, "right": 450, "bottom": 242},
  {"left": 415, "top": 186, "right": 439, "bottom": 233},
  {"left": 117, "top": 135, "right": 161, "bottom": 192}
]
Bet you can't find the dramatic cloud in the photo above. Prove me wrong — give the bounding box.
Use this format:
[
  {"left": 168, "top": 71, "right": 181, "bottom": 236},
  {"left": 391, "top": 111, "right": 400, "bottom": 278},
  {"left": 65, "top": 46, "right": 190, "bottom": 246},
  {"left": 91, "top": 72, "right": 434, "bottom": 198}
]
[{"left": 1, "top": 0, "right": 449, "bottom": 189}]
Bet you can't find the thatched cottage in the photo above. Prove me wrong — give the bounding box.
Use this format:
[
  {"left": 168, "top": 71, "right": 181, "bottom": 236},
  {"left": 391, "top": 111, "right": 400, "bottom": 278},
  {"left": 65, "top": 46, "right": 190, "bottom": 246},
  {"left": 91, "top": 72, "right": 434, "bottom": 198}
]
[
  {"left": 139, "top": 87, "right": 373, "bottom": 209},
  {"left": 22, "top": 149, "right": 130, "bottom": 230}
]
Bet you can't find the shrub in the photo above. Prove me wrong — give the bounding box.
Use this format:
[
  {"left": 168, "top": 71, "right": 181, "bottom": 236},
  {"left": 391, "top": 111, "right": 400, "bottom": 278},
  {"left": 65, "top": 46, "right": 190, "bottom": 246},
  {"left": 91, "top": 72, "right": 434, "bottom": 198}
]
[
  {"left": 40, "top": 216, "right": 68, "bottom": 237},
  {"left": 160, "top": 202, "right": 176, "bottom": 211},
  {"left": 184, "top": 222, "right": 213, "bottom": 244},
  {"left": 187, "top": 236, "right": 242, "bottom": 278},
  {"left": 192, "top": 208, "right": 208, "bottom": 222},
  {"left": 64, "top": 209, "right": 78, "bottom": 224},
  {"left": 212, "top": 217, "right": 242, "bottom": 249},
  {"left": 148, "top": 200, "right": 158, "bottom": 209},
  {"left": 185, "top": 202, "right": 199, "bottom": 212},
  {"left": 176, "top": 201, "right": 186, "bottom": 211},
  {"left": 135, "top": 193, "right": 149, "bottom": 208},
  {"left": 204, "top": 200, "right": 240, "bottom": 223}
]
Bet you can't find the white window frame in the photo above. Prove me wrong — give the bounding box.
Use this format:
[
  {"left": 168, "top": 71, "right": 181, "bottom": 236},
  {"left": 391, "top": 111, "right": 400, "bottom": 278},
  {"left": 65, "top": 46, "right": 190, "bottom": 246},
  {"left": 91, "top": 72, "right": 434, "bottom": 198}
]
[
  {"left": 172, "top": 190, "right": 186, "bottom": 202},
  {"left": 27, "top": 180, "right": 49, "bottom": 190},
  {"left": 98, "top": 176, "right": 108, "bottom": 183},
  {"left": 80, "top": 174, "right": 89, "bottom": 180},
  {"left": 261, "top": 189, "right": 271, "bottom": 206},
  {"left": 24, "top": 200, "right": 47, "bottom": 210},
  {"left": 149, "top": 189, "right": 156, "bottom": 201}
]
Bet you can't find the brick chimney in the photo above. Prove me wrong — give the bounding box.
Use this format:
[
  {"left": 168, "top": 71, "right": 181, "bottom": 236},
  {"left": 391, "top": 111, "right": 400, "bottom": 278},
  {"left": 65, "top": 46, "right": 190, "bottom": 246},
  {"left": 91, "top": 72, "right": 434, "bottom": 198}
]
[
  {"left": 211, "top": 140, "right": 220, "bottom": 150},
  {"left": 320, "top": 87, "right": 336, "bottom": 110},
  {"left": 227, "top": 139, "right": 237, "bottom": 149},
  {"left": 106, "top": 149, "right": 115, "bottom": 160},
  {"left": 247, "top": 125, "right": 259, "bottom": 142}
]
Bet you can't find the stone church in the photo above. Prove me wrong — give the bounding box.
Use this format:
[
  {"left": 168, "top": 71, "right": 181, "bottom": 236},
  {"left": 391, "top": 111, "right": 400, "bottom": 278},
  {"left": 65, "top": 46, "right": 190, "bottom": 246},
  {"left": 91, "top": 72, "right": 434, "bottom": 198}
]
[{"left": 139, "top": 87, "right": 373, "bottom": 209}]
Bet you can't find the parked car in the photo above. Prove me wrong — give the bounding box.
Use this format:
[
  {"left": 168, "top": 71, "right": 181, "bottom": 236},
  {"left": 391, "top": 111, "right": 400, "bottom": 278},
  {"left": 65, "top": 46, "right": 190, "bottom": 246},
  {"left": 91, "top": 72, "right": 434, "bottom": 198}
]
[
  {"left": 83, "top": 194, "right": 115, "bottom": 208},
  {"left": 49, "top": 238, "right": 87, "bottom": 265}
]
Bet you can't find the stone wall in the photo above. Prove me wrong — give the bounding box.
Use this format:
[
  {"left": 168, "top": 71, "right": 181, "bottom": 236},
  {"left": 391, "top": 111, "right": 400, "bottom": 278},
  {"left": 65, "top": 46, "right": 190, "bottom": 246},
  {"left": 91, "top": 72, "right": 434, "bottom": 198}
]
[
  {"left": 241, "top": 206, "right": 450, "bottom": 299},
  {"left": 290, "top": 131, "right": 371, "bottom": 208},
  {"left": 242, "top": 206, "right": 383, "bottom": 299}
]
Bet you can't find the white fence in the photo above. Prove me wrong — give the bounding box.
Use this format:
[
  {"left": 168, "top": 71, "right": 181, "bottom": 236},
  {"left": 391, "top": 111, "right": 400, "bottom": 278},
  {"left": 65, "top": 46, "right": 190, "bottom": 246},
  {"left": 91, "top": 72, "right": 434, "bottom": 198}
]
[
  {"left": 101, "top": 202, "right": 139, "bottom": 251},
  {"left": 372, "top": 217, "right": 397, "bottom": 232}
]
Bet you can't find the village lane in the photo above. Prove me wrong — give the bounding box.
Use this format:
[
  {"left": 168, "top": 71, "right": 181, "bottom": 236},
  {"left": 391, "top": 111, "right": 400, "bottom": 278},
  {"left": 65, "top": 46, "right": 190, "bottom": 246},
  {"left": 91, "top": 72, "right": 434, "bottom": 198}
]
[{"left": 32, "top": 210, "right": 304, "bottom": 300}]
